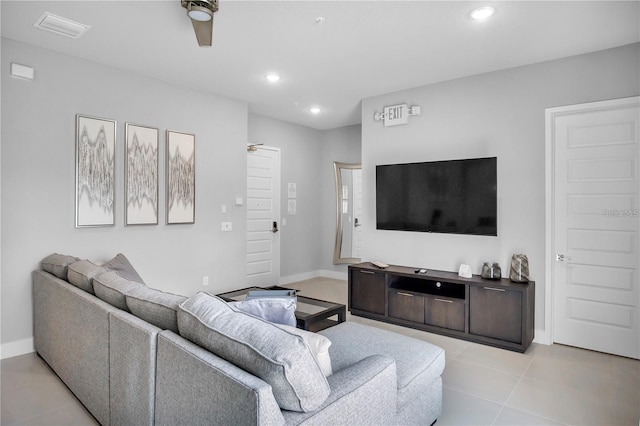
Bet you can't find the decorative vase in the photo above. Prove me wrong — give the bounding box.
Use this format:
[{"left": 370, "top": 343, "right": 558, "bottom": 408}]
[
  {"left": 481, "top": 262, "right": 501, "bottom": 280},
  {"left": 509, "top": 254, "right": 529, "bottom": 282},
  {"left": 481, "top": 262, "right": 490, "bottom": 278}
]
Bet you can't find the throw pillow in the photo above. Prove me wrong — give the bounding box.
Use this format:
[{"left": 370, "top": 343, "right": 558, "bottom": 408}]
[
  {"left": 177, "top": 292, "right": 330, "bottom": 412},
  {"left": 228, "top": 298, "right": 296, "bottom": 327},
  {"left": 67, "top": 260, "right": 107, "bottom": 294},
  {"left": 41, "top": 253, "right": 81, "bottom": 280},
  {"left": 275, "top": 324, "right": 333, "bottom": 377},
  {"left": 126, "top": 286, "right": 187, "bottom": 333},
  {"left": 104, "top": 253, "right": 144, "bottom": 283},
  {"left": 93, "top": 271, "right": 145, "bottom": 311}
]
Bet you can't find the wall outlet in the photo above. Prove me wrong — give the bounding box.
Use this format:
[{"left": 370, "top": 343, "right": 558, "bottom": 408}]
[
  {"left": 221, "top": 222, "right": 232, "bottom": 232},
  {"left": 203, "top": 276, "right": 209, "bottom": 286}
]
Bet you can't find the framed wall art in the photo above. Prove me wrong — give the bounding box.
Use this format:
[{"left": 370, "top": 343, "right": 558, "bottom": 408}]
[
  {"left": 166, "top": 130, "right": 195, "bottom": 224},
  {"left": 75, "top": 114, "right": 116, "bottom": 227},
  {"left": 125, "top": 123, "right": 159, "bottom": 225}
]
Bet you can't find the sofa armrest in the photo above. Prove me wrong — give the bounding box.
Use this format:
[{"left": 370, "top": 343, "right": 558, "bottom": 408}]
[
  {"left": 155, "top": 330, "right": 285, "bottom": 426},
  {"left": 281, "top": 355, "right": 397, "bottom": 426},
  {"left": 109, "top": 311, "right": 161, "bottom": 426}
]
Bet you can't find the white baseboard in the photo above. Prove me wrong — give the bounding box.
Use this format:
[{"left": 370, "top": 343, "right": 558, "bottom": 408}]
[
  {"left": 279, "top": 269, "right": 348, "bottom": 285},
  {"left": 1, "top": 337, "right": 34, "bottom": 359}
]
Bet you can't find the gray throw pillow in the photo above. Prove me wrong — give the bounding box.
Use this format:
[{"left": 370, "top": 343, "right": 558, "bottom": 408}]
[
  {"left": 41, "top": 253, "right": 80, "bottom": 280},
  {"left": 67, "top": 260, "right": 107, "bottom": 294},
  {"left": 104, "top": 253, "right": 144, "bottom": 283},
  {"left": 126, "top": 286, "right": 187, "bottom": 333},
  {"left": 93, "top": 271, "right": 145, "bottom": 311},
  {"left": 177, "top": 292, "right": 330, "bottom": 412}
]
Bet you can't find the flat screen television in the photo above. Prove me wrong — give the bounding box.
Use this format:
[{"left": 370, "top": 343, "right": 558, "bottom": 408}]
[{"left": 376, "top": 157, "right": 497, "bottom": 236}]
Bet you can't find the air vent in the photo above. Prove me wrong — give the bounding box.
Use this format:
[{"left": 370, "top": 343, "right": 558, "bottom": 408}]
[{"left": 34, "top": 12, "right": 90, "bottom": 39}]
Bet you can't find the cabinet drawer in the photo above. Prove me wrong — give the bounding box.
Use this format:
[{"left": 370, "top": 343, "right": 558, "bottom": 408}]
[
  {"left": 350, "top": 269, "right": 386, "bottom": 315},
  {"left": 425, "top": 297, "right": 465, "bottom": 332},
  {"left": 389, "top": 290, "right": 425, "bottom": 323}
]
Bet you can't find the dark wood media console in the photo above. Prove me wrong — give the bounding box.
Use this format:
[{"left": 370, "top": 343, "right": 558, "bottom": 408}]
[{"left": 348, "top": 262, "right": 535, "bottom": 352}]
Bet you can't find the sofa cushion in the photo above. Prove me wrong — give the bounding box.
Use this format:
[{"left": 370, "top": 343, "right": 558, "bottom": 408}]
[
  {"left": 177, "top": 292, "right": 330, "bottom": 412},
  {"left": 275, "top": 324, "right": 332, "bottom": 377},
  {"left": 67, "top": 260, "right": 107, "bottom": 294},
  {"left": 93, "top": 271, "right": 145, "bottom": 311},
  {"left": 41, "top": 253, "right": 80, "bottom": 279},
  {"left": 319, "top": 321, "right": 445, "bottom": 411},
  {"left": 126, "top": 286, "right": 187, "bottom": 333},
  {"left": 228, "top": 298, "right": 296, "bottom": 327},
  {"left": 104, "top": 253, "right": 144, "bottom": 284}
]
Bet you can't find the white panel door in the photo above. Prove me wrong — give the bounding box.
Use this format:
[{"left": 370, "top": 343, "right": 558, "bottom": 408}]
[
  {"left": 246, "top": 146, "right": 280, "bottom": 287},
  {"left": 548, "top": 97, "right": 639, "bottom": 359}
]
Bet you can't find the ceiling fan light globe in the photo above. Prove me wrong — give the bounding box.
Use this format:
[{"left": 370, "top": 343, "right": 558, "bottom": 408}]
[{"left": 188, "top": 8, "right": 212, "bottom": 22}]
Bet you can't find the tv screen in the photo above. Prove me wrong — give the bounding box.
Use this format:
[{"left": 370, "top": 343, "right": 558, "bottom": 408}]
[{"left": 376, "top": 157, "right": 497, "bottom": 236}]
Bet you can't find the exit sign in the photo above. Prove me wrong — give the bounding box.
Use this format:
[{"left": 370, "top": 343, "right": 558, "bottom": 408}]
[{"left": 383, "top": 104, "right": 409, "bottom": 126}]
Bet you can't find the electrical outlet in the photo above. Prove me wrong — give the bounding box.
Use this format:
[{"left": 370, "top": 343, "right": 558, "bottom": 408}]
[
  {"left": 221, "top": 222, "right": 232, "bottom": 232},
  {"left": 203, "top": 276, "right": 209, "bottom": 286}
]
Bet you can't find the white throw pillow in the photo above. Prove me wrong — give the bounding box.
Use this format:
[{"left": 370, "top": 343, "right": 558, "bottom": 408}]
[
  {"left": 275, "top": 324, "right": 333, "bottom": 377},
  {"left": 229, "top": 298, "right": 296, "bottom": 327}
]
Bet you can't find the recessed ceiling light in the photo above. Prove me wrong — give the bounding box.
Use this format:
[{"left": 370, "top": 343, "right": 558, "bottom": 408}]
[
  {"left": 265, "top": 73, "right": 280, "bottom": 83},
  {"left": 470, "top": 6, "right": 495, "bottom": 21},
  {"left": 310, "top": 107, "right": 321, "bottom": 115},
  {"left": 315, "top": 17, "right": 325, "bottom": 24}
]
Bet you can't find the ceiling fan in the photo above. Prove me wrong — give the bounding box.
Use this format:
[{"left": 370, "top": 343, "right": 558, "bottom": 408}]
[{"left": 181, "top": 0, "right": 219, "bottom": 47}]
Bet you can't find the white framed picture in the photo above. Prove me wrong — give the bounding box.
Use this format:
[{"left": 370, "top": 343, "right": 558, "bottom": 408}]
[
  {"left": 166, "top": 130, "right": 195, "bottom": 224},
  {"left": 75, "top": 114, "right": 116, "bottom": 227},
  {"left": 125, "top": 123, "right": 159, "bottom": 226}
]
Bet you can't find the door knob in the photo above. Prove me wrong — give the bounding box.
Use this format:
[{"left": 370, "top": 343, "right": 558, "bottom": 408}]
[
  {"left": 272, "top": 221, "right": 279, "bottom": 233},
  {"left": 354, "top": 217, "right": 361, "bottom": 227}
]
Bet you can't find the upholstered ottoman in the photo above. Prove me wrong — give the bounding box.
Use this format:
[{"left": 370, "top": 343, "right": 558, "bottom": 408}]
[{"left": 319, "top": 322, "right": 444, "bottom": 425}]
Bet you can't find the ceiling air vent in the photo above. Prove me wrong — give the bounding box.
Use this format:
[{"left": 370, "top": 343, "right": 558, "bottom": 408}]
[{"left": 34, "top": 12, "right": 90, "bottom": 39}]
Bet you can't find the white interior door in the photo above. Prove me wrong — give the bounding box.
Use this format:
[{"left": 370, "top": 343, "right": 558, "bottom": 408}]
[
  {"left": 547, "top": 97, "right": 639, "bottom": 359},
  {"left": 246, "top": 146, "right": 281, "bottom": 287}
]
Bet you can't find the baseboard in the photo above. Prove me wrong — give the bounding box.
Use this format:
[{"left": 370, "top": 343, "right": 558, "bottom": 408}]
[
  {"left": 1, "top": 337, "right": 35, "bottom": 359},
  {"left": 279, "top": 269, "right": 348, "bottom": 285}
]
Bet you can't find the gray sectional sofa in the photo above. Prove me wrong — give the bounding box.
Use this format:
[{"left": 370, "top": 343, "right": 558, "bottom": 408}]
[{"left": 33, "top": 253, "right": 445, "bottom": 425}]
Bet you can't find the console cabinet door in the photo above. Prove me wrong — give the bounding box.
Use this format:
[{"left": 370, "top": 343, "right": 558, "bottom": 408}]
[
  {"left": 469, "top": 286, "right": 522, "bottom": 343},
  {"left": 350, "top": 269, "right": 386, "bottom": 315},
  {"left": 389, "top": 291, "right": 425, "bottom": 323},
  {"left": 425, "top": 297, "right": 465, "bottom": 332}
]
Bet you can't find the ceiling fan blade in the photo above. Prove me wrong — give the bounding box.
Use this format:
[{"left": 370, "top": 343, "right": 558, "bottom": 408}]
[{"left": 191, "top": 18, "right": 212, "bottom": 47}]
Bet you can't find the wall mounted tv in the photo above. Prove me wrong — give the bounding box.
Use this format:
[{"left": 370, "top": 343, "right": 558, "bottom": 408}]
[{"left": 376, "top": 157, "right": 497, "bottom": 236}]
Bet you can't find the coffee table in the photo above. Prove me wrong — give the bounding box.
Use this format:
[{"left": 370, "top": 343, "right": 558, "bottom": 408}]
[{"left": 216, "top": 286, "right": 346, "bottom": 332}]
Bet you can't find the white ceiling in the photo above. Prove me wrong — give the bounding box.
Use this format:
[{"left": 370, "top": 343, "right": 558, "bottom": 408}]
[{"left": 2, "top": 1, "right": 639, "bottom": 130}]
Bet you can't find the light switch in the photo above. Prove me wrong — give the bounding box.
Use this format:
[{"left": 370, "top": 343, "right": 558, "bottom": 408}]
[
  {"left": 221, "top": 204, "right": 227, "bottom": 214},
  {"left": 235, "top": 197, "right": 243, "bottom": 206}
]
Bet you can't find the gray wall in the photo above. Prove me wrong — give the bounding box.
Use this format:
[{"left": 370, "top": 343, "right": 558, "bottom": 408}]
[
  {"left": 1, "top": 39, "right": 249, "bottom": 347},
  {"left": 361, "top": 43, "right": 640, "bottom": 341}
]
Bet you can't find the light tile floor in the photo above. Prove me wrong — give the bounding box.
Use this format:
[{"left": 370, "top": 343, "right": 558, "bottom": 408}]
[{"left": 2, "top": 277, "right": 639, "bottom": 425}]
